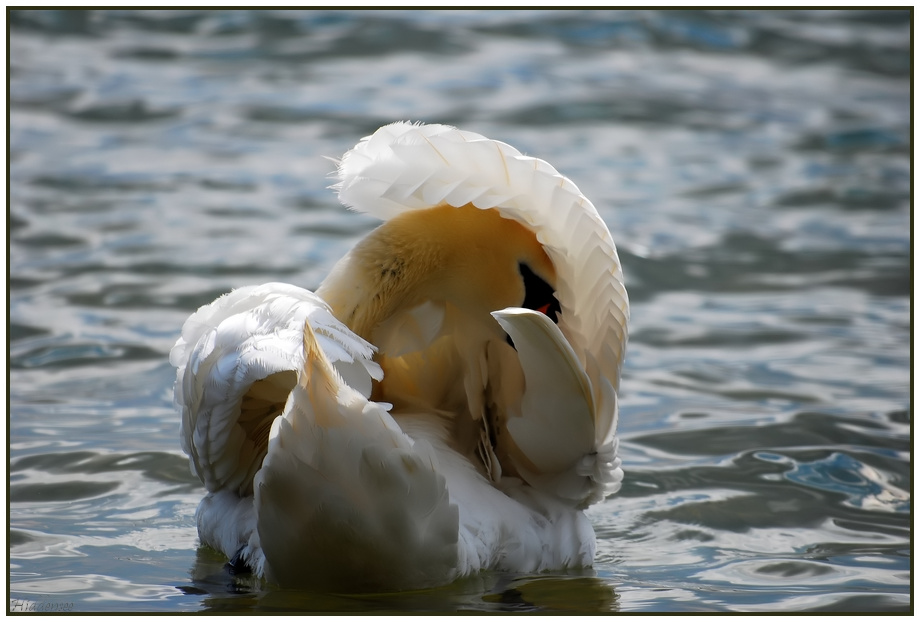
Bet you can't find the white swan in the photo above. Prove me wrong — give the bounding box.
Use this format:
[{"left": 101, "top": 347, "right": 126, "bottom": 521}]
[{"left": 170, "top": 122, "right": 629, "bottom": 592}]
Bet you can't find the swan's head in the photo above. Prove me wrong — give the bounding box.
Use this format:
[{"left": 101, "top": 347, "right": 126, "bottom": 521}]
[{"left": 318, "top": 203, "right": 559, "bottom": 341}]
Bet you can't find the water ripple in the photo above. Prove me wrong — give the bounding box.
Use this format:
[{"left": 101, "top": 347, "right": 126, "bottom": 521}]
[{"left": 9, "top": 8, "right": 909, "bottom": 613}]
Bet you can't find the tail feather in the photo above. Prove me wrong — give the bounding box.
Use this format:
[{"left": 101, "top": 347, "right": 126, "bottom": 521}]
[{"left": 255, "top": 320, "right": 461, "bottom": 591}]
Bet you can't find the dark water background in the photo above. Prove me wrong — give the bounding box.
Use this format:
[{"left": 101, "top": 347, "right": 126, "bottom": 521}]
[{"left": 8, "top": 9, "right": 911, "bottom": 613}]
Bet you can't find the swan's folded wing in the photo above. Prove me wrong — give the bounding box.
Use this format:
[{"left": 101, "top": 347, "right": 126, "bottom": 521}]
[
  {"left": 493, "top": 308, "right": 623, "bottom": 506},
  {"left": 170, "top": 282, "right": 381, "bottom": 496}
]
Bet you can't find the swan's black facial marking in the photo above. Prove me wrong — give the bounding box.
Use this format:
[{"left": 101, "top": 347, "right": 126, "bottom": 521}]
[
  {"left": 518, "top": 262, "right": 560, "bottom": 323},
  {"left": 505, "top": 262, "right": 560, "bottom": 349}
]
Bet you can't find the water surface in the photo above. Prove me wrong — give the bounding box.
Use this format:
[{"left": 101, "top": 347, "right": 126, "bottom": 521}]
[{"left": 9, "top": 9, "right": 911, "bottom": 613}]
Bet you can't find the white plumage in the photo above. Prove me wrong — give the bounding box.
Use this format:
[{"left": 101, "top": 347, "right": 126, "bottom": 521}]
[{"left": 171, "top": 122, "right": 629, "bottom": 591}]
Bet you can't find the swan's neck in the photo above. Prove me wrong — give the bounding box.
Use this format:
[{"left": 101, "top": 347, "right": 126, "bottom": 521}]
[{"left": 317, "top": 203, "right": 555, "bottom": 342}]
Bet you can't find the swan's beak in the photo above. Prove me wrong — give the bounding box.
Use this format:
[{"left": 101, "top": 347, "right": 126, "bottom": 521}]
[{"left": 491, "top": 308, "right": 596, "bottom": 485}]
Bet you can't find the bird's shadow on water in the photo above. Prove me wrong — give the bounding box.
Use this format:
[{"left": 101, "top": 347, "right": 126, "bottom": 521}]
[{"left": 178, "top": 546, "right": 620, "bottom": 613}]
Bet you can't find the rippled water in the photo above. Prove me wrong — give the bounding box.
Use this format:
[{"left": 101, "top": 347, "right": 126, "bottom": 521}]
[{"left": 9, "top": 9, "right": 911, "bottom": 613}]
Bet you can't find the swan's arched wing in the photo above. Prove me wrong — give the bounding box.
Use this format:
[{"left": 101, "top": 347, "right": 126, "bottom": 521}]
[
  {"left": 336, "top": 122, "right": 628, "bottom": 397},
  {"left": 335, "top": 122, "right": 628, "bottom": 499},
  {"left": 170, "top": 282, "right": 381, "bottom": 496}
]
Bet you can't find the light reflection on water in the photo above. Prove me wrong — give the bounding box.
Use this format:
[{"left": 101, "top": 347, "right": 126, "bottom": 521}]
[{"left": 9, "top": 9, "right": 910, "bottom": 613}]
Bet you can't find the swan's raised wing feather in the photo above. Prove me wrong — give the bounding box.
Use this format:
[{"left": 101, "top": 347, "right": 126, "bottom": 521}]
[
  {"left": 171, "top": 282, "right": 381, "bottom": 495},
  {"left": 336, "top": 122, "right": 629, "bottom": 493},
  {"left": 336, "top": 122, "right": 628, "bottom": 392}
]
